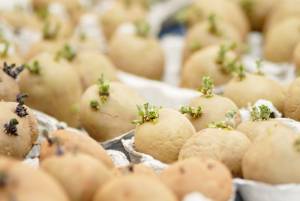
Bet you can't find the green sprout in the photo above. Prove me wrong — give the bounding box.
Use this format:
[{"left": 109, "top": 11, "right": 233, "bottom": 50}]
[
  {"left": 255, "top": 59, "right": 264, "bottom": 75},
  {"left": 90, "top": 100, "right": 100, "bottom": 111},
  {"left": 25, "top": 60, "right": 41, "bottom": 75},
  {"left": 55, "top": 44, "right": 76, "bottom": 62},
  {"left": 36, "top": 5, "right": 49, "bottom": 20},
  {"left": 0, "top": 41, "right": 9, "bottom": 58},
  {"left": 233, "top": 63, "right": 246, "bottom": 80},
  {"left": 240, "top": 0, "right": 254, "bottom": 17},
  {"left": 250, "top": 105, "right": 272, "bottom": 121},
  {"left": 176, "top": 6, "right": 203, "bottom": 25},
  {"left": 43, "top": 20, "right": 61, "bottom": 40},
  {"left": 79, "top": 32, "right": 87, "bottom": 41},
  {"left": 98, "top": 75, "right": 110, "bottom": 103},
  {"left": 199, "top": 76, "right": 214, "bottom": 98},
  {"left": 189, "top": 41, "right": 202, "bottom": 52},
  {"left": 207, "top": 14, "right": 222, "bottom": 36},
  {"left": 180, "top": 106, "right": 202, "bottom": 119},
  {"left": 132, "top": 103, "right": 160, "bottom": 125},
  {"left": 216, "top": 43, "right": 237, "bottom": 65},
  {"left": 294, "top": 137, "right": 300, "bottom": 152},
  {"left": 135, "top": 20, "right": 150, "bottom": 37},
  {"left": 208, "top": 121, "right": 233, "bottom": 130}
]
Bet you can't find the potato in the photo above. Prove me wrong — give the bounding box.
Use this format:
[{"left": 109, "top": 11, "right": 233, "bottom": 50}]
[
  {"left": 79, "top": 78, "right": 145, "bottom": 141},
  {"left": 182, "top": 17, "right": 242, "bottom": 61},
  {"left": 19, "top": 52, "right": 82, "bottom": 127},
  {"left": 186, "top": 0, "right": 249, "bottom": 38},
  {"left": 231, "top": 0, "right": 280, "bottom": 30},
  {"left": 223, "top": 73, "right": 286, "bottom": 112},
  {"left": 73, "top": 50, "right": 118, "bottom": 89},
  {"left": 93, "top": 175, "right": 177, "bottom": 201},
  {"left": 41, "top": 153, "right": 113, "bottom": 201},
  {"left": 181, "top": 44, "right": 238, "bottom": 89},
  {"left": 115, "top": 164, "right": 157, "bottom": 177},
  {"left": 0, "top": 11, "right": 41, "bottom": 31},
  {"left": 0, "top": 100, "right": 38, "bottom": 159},
  {"left": 25, "top": 40, "right": 63, "bottom": 61},
  {"left": 0, "top": 157, "right": 70, "bottom": 201},
  {"left": 160, "top": 157, "right": 232, "bottom": 201},
  {"left": 100, "top": 2, "right": 146, "bottom": 40},
  {"left": 294, "top": 42, "right": 300, "bottom": 70},
  {"left": 0, "top": 62, "right": 23, "bottom": 101},
  {"left": 109, "top": 25, "right": 164, "bottom": 80},
  {"left": 283, "top": 77, "right": 300, "bottom": 121},
  {"left": 265, "top": 0, "right": 300, "bottom": 31},
  {"left": 134, "top": 104, "right": 195, "bottom": 163},
  {"left": 242, "top": 123, "right": 300, "bottom": 184},
  {"left": 39, "top": 129, "right": 114, "bottom": 168},
  {"left": 179, "top": 128, "right": 251, "bottom": 177},
  {"left": 263, "top": 17, "right": 300, "bottom": 62}
]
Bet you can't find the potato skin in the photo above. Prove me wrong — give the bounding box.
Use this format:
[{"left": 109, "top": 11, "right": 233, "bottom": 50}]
[
  {"left": 242, "top": 124, "right": 300, "bottom": 184},
  {"left": 181, "top": 45, "right": 236, "bottom": 89},
  {"left": 135, "top": 108, "right": 196, "bottom": 163},
  {"left": 294, "top": 43, "right": 300, "bottom": 70},
  {"left": 93, "top": 175, "right": 177, "bottom": 201},
  {"left": 179, "top": 128, "right": 251, "bottom": 177},
  {"left": 223, "top": 73, "right": 286, "bottom": 112},
  {"left": 263, "top": 18, "right": 300, "bottom": 62},
  {"left": 237, "top": 119, "right": 283, "bottom": 142},
  {"left": 19, "top": 52, "right": 83, "bottom": 127},
  {"left": 109, "top": 33, "right": 164, "bottom": 80},
  {"left": 160, "top": 157, "right": 232, "bottom": 201},
  {"left": 0, "top": 102, "right": 38, "bottom": 159},
  {"left": 0, "top": 157, "right": 70, "bottom": 201},
  {"left": 115, "top": 164, "right": 157, "bottom": 177},
  {"left": 183, "top": 20, "right": 242, "bottom": 62},
  {"left": 73, "top": 50, "right": 118, "bottom": 89},
  {"left": 0, "top": 70, "right": 20, "bottom": 102},
  {"left": 284, "top": 77, "right": 300, "bottom": 121},
  {"left": 80, "top": 82, "right": 145, "bottom": 141},
  {"left": 187, "top": 95, "right": 240, "bottom": 131},
  {"left": 39, "top": 130, "right": 114, "bottom": 169},
  {"left": 41, "top": 153, "right": 113, "bottom": 201}
]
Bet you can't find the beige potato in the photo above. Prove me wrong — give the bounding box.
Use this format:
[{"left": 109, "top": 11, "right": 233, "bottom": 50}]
[
  {"left": 0, "top": 101, "right": 38, "bottom": 159},
  {"left": 93, "top": 175, "right": 177, "bottom": 201},
  {"left": 73, "top": 50, "right": 118, "bottom": 89},
  {"left": 263, "top": 17, "right": 300, "bottom": 62},
  {"left": 80, "top": 80, "right": 145, "bottom": 141},
  {"left": 0, "top": 11, "right": 41, "bottom": 31},
  {"left": 160, "top": 157, "right": 232, "bottom": 201},
  {"left": 115, "top": 164, "right": 157, "bottom": 177},
  {"left": 179, "top": 128, "right": 251, "bottom": 177},
  {"left": 242, "top": 124, "right": 300, "bottom": 184},
  {"left": 39, "top": 129, "right": 114, "bottom": 168},
  {"left": 265, "top": 0, "right": 300, "bottom": 31},
  {"left": 294, "top": 43, "right": 300, "bottom": 70},
  {"left": 109, "top": 31, "right": 164, "bottom": 80},
  {"left": 284, "top": 77, "right": 300, "bottom": 121},
  {"left": 184, "top": 0, "right": 249, "bottom": 38},
  {"left": 41, "top": 153, "right": 113, "bottom": 201},
  {"left": 231, "top": 0, "right": 280, "bottom": 30},
  {"left": 19, "top": 52, "right": 82, "bottom": 127},
  {"left": 25, "top": 40, "right": 63, "bottom": 61},
  {"left": 223, "top": 73, "right": 286, "bottom": 112},
  {"left": 100, "top": 2, "right": 146, "bottom": 40},
  {"left": 0, "top": 157, "right": 69, "bottom": 201},
  {"left": 181, "top": 45, "right": 238, "bottom": 88},
  {"left": 135, "top": 106, "right": 195, "bottom": 163},
  {"left": 183, "top": 19, "right": 243, "bottom": 62}
]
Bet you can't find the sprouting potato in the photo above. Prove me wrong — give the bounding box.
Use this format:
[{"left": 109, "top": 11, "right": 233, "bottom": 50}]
[
  {"left": 39, "top": 129, "right": 114, "bottom": 169},
  {"left": 242, "top": 123, "right": 300, "bottom": 184},
  {"left": 182, "top": 15, "right": 243, "bottom": 62},
  {"left": 41, "top": 153, "right": 113, "bottom": 201},
  {"left": 181, "top": 44, "right": 238, "bottom": 89},
  {"left": 18, "top": 52, "right": 83, "bottom": 127},
  {"left": 0, "top": 98, "right": 38, "bottom": 159},
  {"left": 93, "top": 175, "right": 177, "bottom": 201},
  {"left": 109, "top": 21, "right": 164, "bottom": 80},
  {"left": 79, "top": 77, "right": 145, "bottom": 141},
  {"left": 223, "top": 72, "right": 286, "bottom": 112},
  {"left": 134, "top": 103, "right": 196, "bottom": 163},
  {"left": 160, "top": 157, "right": 233, "bottom": 201},
  {"left": 100, "top": 2, "right": 146, "bottom": 40},
  {"left": 181, "top": 76, "right": 240, "bottom": 132},
  {"left": 0, "top": 156, "right": 70, "bottom": 201},
  {"left": 179, "top": 128, "right": 251, "bottom": 177},
  {"left": 263, "top": 17, "right": 300, "bottom": 62}
]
